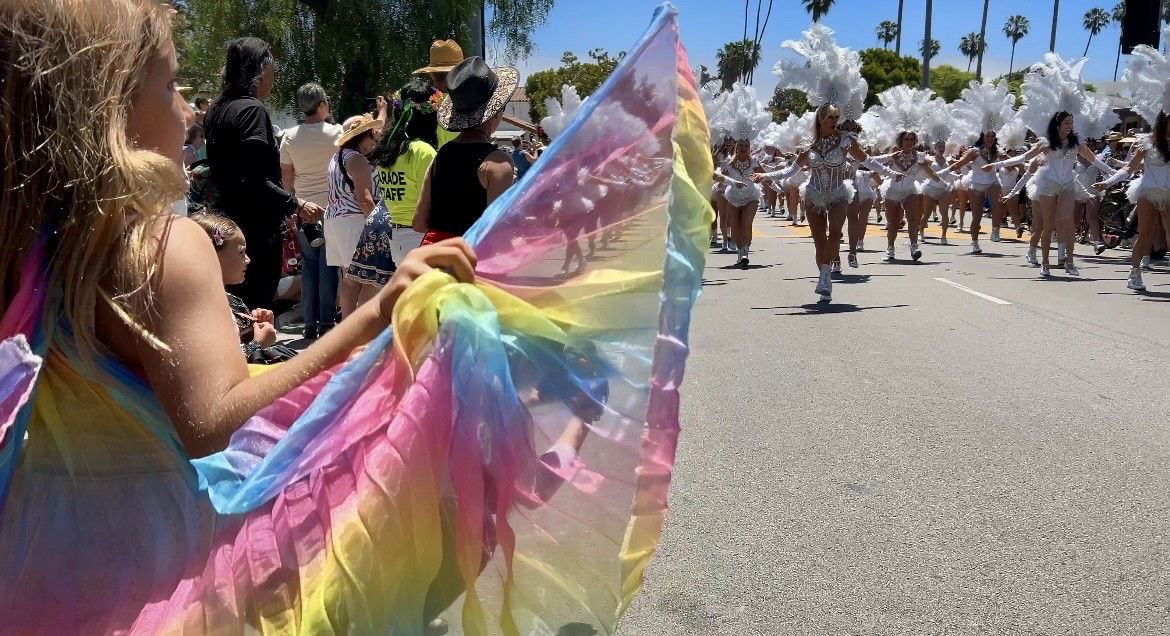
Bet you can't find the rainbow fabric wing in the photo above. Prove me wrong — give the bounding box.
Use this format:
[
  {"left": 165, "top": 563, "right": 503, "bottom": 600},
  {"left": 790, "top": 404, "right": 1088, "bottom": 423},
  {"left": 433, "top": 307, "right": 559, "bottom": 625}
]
[{"left": 156, "top": 3, "right": 710, "bottom": 633}]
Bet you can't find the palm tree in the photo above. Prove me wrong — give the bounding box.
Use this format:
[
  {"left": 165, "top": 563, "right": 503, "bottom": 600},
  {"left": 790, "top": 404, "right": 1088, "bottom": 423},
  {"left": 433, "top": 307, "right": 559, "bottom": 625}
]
[
  {"left": 1083, "top": 7, "right": 1110, "bottom": 56},
  {"left": 716, "top": 39, "right": 762, "bottom": 90},
  {"left": 1050, "top": 0, "right": 1060, "bottom": 52},
  {"left": 920, "top": 38, "right": 941, "bottom": 60},
  {"left": 896, "top": 0, "right": 905, "bottom": 54},
  {"left": 801, "top": 0, "right": 836, "bottom": 23},
  {"left": 877, "top": 20, "right": 899, "bottom": 49},
  {"left": 959, "top": 32, "right": 983, "bottom": 72},
  {"left": 975, "top": 0, "right": 990, "bottom": 80},
  {"left": 1004, "top": 15, "right": 1030, "bottom": 76},
  {"left": 1112, "top": 1, "right": 1125, "bottom": 80}
]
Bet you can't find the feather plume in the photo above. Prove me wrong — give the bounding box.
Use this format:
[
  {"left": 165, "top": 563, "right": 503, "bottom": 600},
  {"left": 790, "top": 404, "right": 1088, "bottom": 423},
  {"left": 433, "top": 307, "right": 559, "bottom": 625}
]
[
  {"left": 1122, "top": 25, "right": 1170, "bottom": 124},
  {"left": 951, "top": 80, "right": 1016, "bottom": 144},
  {"left": 773, "top": 23, "right": 865, "bottom": 114},
  {"left": 1018, "top": 53, "right": 1089, "bottom": 137},
  {"left": 540, "top": 84, "right": 585, "bottom": 140}
]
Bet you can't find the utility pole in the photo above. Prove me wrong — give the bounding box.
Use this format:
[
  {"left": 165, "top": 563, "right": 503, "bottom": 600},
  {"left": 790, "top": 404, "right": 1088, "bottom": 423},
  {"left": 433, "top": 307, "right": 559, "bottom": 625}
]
[{"left": 923, "top": 0, "right": 933, "bottom": 89}]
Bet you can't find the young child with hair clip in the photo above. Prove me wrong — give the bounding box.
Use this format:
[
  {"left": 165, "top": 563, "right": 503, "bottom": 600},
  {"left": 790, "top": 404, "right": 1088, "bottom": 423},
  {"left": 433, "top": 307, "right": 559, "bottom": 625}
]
[{"left": 192, "top": 212, "right": 295, "bottom": 363}]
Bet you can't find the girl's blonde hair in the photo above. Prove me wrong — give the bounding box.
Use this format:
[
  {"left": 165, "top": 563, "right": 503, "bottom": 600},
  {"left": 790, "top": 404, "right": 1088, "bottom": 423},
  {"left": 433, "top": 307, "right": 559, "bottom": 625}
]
[
  {"left": 190, "top": 213, "right": 243, "bottom": 251},
  {"left": 813, "top": 103, "right": 840, "bottom": 140},
  {"left": 0, "top": 0, "right": 184, "bottom": 352}
]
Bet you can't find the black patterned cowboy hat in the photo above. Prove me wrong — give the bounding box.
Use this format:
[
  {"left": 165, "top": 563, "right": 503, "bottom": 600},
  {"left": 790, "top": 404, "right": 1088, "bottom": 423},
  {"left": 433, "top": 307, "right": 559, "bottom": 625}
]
[{"left": 437, "top": 57, "right": 519, "bottom": 132}]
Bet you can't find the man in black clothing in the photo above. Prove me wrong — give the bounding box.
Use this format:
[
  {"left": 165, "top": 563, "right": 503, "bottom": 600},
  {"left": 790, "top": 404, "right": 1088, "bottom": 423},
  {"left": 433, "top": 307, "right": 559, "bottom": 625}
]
[{"left": 204, "top": 37, "right": 325, "bottom": 309}]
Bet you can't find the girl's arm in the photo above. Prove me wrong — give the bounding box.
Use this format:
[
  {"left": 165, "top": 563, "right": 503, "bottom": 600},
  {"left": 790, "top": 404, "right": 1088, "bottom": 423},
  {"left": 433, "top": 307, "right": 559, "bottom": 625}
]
[
  {"left": 1093, "top": 148, "right": 1144, "bottom": 190},
  {"left": 106, "top": 217, "right": 476, "bottom": 458}
]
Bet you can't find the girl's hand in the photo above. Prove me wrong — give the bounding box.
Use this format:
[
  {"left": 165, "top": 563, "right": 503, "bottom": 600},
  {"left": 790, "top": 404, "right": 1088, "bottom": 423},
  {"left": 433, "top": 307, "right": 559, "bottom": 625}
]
[
  {"left": 251, "top": 308, "right": 275, "bottom": 324},
  {"left": 980, "top": 164, "right": 995, "bottom": 172},
  {"left": 750, "top": 173, "right": 765, "bottom": 182},
  {"left": 1092, "top": 182, "right": 1108, "bottom": 191},
  {"left": 375, "top": 238, "right": 477, "bottom": 322},
  {"left": 254, "top": 322, "right": 278, "bottom": 348}
]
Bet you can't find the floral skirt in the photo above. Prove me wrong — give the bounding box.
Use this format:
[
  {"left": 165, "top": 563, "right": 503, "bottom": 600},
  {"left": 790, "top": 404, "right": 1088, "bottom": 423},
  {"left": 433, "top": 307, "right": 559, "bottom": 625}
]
[{"left": 346, "top": 202, "right": 396, "bottom": 287}]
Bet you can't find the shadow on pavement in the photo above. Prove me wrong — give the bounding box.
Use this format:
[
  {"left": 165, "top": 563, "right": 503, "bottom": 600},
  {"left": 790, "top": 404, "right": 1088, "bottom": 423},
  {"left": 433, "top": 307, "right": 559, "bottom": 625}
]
[
  {"left": 701, "top": 277, "right": 744, "bottom": 286},
  {"left": 753, "top": 303, "right": 910, "bottom": 315}
]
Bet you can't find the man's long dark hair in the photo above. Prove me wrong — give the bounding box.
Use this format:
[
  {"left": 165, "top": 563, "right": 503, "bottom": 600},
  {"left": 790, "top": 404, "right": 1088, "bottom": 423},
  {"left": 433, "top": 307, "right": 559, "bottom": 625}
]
[
  {"left": 974, "top": 132, "right": 999, "bottom": 161},
  {"left": 220, "top": 37, "right": 273, "bottom": 97},
  {"left": 1046, "top": 111, "right": 1079, "bottom": 150},
  {"left": 369, "top": 77, "right": 440, "bottom": 169},
  {"left": 1154, "top": 112, "right": 1170, "bottom": 163}
]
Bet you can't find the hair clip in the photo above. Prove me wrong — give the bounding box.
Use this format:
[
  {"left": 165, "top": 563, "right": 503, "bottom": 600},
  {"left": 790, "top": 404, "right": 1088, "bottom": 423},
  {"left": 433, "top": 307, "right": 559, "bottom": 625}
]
[{"left": 211, "top": 227, "right": 226, "bottom": 247}]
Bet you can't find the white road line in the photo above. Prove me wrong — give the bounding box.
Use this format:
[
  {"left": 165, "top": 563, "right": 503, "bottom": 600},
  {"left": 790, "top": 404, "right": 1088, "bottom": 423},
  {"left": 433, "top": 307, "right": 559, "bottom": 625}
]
[{"left": 933, "top": 277, "right": 1012, "bottom": 305}]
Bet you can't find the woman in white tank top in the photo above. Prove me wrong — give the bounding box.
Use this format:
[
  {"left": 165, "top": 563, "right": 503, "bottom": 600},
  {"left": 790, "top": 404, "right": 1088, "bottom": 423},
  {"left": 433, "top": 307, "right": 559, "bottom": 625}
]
[
  {"left": 987, "top": 112, "right": 1115, "bottom": 278},
  {"left": 1094, "top": 112, "right": 1170, "bottom": 291},
  {"left": 943, "top": 131, "right": 1016, "bottom": 253}
]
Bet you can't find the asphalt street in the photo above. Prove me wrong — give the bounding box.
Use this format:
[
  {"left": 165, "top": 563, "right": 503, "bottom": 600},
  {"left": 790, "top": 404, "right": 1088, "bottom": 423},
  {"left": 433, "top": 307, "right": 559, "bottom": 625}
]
[{"left": 617, "top": 212, "right": 1170, "bottom": 635}]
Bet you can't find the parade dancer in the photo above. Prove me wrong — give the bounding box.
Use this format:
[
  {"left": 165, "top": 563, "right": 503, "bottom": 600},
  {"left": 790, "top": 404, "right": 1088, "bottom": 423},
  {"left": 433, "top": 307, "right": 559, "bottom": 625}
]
[
  {"left": 769, "top": 24, "right": 904, "bottom": 301},
  {"left": 1095, "top": 29, "right": 1170, "bottom": 291},
  {"left": 711, "top": 83, "right": 771, "bottom": 267},
  {"left": 869, "top": 86, "right": 944, "bottom": 262},
  {"left": 987, "top": 55, "right": 1117, "bottom": 278},
  {"left": 921, "top": 101, "right": 957, "bottom": 245},
  {"left": 944, "top": 80, "right": 1019, "bottom": 254}
]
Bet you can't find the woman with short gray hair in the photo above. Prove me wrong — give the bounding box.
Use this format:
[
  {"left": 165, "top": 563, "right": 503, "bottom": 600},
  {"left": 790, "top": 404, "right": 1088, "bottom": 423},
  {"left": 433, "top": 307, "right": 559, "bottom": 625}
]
[{"left": 205, "top": 37, "right": 326, "bottom": 308}]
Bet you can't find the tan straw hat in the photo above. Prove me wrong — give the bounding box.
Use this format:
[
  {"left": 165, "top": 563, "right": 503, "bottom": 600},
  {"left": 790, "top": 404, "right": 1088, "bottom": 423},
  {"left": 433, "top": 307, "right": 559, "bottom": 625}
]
[
  {"left": 414, "top": 39, "right": 465, "bottom": 74},
  {"left": 336, "top": 114, "right": 383, "bottom": 147},
  {"left": 437, "top": 57, "right": 519, "bottom": 132}
]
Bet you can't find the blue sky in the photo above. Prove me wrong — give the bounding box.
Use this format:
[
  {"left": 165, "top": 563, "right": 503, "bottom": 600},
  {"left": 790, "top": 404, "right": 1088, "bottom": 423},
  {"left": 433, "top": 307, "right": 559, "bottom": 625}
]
[{"left": 498, "top": 0, "right": 1146, "bottom": 96}]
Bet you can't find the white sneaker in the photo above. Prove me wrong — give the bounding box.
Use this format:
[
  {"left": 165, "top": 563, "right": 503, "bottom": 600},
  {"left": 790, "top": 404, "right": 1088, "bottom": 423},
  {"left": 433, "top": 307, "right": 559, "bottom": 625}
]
[
  {"left": 1040, "top": 265, "right": 1051, "bottom": 278},
  {"left": 848, "top": 253, "right": 859, "bottom": 268},
  {"left": 1025, "top": 249, "right": 1039, "bottom": 266},
  {"left": 814, "top": 266, "right": 830, "bottom": 296},
  {"left": 831, "top": 261, "right": 842, "bottom": 274},
  {"left": 1141, "top": 255, "right": 1152, "bottom": 271},
  {"left": 970, "top": 241, "right": 982, "bottom": 254},
  {"left": 940, "top": 236, "right": 948, "bottom": 245},
  {"left": 883, "top": 247, "right": 895, "bottom": 261},
  {"left": 857, "top": 239, "right": 865, "bottom": 251},
  {"left": 1065, "top": 263, "right": 1080, "bottom": 277},
  {"left": 911, "top": 243, "right": 922, "bottom": 262},
  {"left": 990, "top": 228, "right": 1001, "bottom": 242},
  {"left": 1128, "top": 268, "right": 1146, "bottom": 291},
  {"left": 821, "top": 276, "right": 833, "bottom": 302}
]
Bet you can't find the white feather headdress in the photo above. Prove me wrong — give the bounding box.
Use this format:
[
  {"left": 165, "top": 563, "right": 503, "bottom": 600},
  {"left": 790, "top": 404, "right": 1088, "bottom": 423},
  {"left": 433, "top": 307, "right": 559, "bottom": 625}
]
[
  {"left": 950, "top": 80, "right": 1017, "bottom": 144},
  {"left": 1018, "top": 53, "right": 1089, "bottom": 137},
  {"left": 1078, "top": 93, "right": 1120, "bottom": 141},
  {"left": 755, "top": 122, "right": 783, "bottom": 149},
  {"left": 997, "top": 117, "right": 1028, "bottom": 150},
  {"left": 857, "top": 108, "right": 894, "bottom": 151},
  {"left": 773, "top": 23, "right": 867, "bottom": 119},
  {"left": 710, "top": 82, "right": 771, "bottom": 142},
  {"left": 1122, "top": 25, "right": 1170, "bottom": 124},
  {"left": 699, "top": 80, "right": 728, "bottom": 142},
  {"left": 921, "top": 98, "right": 954, "bottom": 148},
  {"left": 870, "top": 85, "right": 934, "bottom": 143},
  {"left": 540, "top": 84, "right": 585, "bottom": 140},
  {"left": 773, "top": 111, "right": 816, "bottom": 152}
]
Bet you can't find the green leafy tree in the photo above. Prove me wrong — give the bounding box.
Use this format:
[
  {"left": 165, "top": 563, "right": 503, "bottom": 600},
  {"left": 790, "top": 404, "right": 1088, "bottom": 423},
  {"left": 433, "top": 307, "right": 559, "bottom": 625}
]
[
  {"left": 1082, "top": 7, "right": 1110, "bottom": 55},
  {"left": 801, "top": 0, "right": 836, "bottom": 22},
  {"left": 929, "top": 64, "right": 977, "bottom": 101},
  {"left": 716, "top": 39, "right": 762, "bottom": 89},
  {"left": 524, "top": 49, "right": 624, "bottom": 122},
  {"left": 175, "top": 0, "right": 555, "bottom": 119},
  {"left": 859, "top": 48, "right": 921, "bottom": 106},
  {"left": 876, "top": 20, "right": 899, "bottom": 49},
  {"left": 768, "top": 87, "right": 811, "bottom": 122},
  {"left": 1003, "top": 15, "right": 1030, "bottom": 76},
  {"left": 959, "top": 32, "right": 985, "bottom": 72}
]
